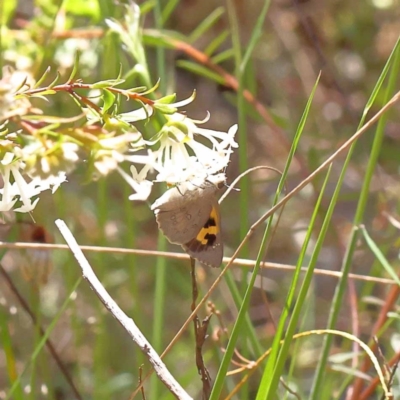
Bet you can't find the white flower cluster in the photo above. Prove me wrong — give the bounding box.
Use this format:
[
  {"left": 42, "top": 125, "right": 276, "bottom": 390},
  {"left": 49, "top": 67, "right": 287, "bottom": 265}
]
[
  {"left": 0, "top": 68, "right": 69, "bottom": 214},
  {"left": 0, "top": 66, "right": 237, "bottom": 214},
  {"left": 0, "top": 153, "right": 66, "bottom": 213},
  {"left": 125, "top": 111, "right": 238, "bottom": 202}
]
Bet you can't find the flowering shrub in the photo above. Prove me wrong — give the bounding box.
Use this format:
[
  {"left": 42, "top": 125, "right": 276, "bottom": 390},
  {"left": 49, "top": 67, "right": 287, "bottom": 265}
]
[{"left": 0, "top": 4, "right": 237, "bottom": 214}]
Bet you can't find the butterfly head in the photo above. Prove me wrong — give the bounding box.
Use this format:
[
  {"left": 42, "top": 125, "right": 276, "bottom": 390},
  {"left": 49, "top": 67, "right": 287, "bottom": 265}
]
[{"left": 205, "top": 173, "right": 226, "bottom": 190}]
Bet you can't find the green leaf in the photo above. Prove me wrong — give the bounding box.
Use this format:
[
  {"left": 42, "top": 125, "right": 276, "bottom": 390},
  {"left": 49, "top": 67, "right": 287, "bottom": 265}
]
[
  {"left": 92, "top": 79, "right": 125, "bottom": 89},
  {"left": 205, "top": 30, "right": 230, "bottom": 57},
  {"left": 64, "top": 0, "right": 100, "bottom": 20},
  {"left": 48, "top": 71, "right": 60, "bottom": 88},
  {"left": 143, "top": 28, "right": 189, "bottom": 49},
  {"left": 156, "top": 93, "right": 176, "bottom": 104},
  {"left": 102, "top": 89, "right": 116, "bottom": 113},
  {"left": 30, "top": 90, "right": 57, "bottom": 97},
  {"left": 67, "top": 52, "right": 80, "bottom": 83},
  {"left": 189, "top": 7, "right": 225, "bottom": 43},
  {"left": 211, "top": 48, "right": 234, "bottom": 64},
  {"left": 241, "top": 0, "right": 271, "bottom": 70},
  {"left": 360, "top": 225, "right": 400, "bottom": 286},
  {"left": 161, "top": 0, "right": 179, "bottom": 23},
  {"left": 176, "top": 60, "right": 225, "bottom": 85},
  {"left": 153, "top": 103, "right": 177, "bottom": 114},
  {"left": 34, "top": 66, "right": 52, "bottom": 89}
]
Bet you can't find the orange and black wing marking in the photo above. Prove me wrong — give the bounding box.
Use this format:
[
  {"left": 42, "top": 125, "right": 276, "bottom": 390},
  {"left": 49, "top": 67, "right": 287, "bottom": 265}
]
[{"left": 183, "top": 203, "right": 223, "bottom": 268}]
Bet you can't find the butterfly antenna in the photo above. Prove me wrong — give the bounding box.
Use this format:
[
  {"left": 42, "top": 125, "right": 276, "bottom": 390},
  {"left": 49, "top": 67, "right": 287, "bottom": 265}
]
[{"left": 224, "top": 182, "right": 239, "bottom": 191}]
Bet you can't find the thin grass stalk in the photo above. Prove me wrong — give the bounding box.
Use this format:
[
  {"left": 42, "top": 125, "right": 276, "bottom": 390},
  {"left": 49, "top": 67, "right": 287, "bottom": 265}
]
[
  {"left": 189, "top": 7, "right": 225, "bottom": 43},
  {"left": 349, "top": 41, "right": 400, "bottom": 400},
  {"left": 0, "top": 244, "right": 22, "bottom": 398},
  {"left": 255, "top": 75, "right": 321, "bottom": 396},
  {"left": 154, "top": 0, "right": 167, "bottom": 94},
  {"left": 29, "top": 288, "right": 41, "bottom": 400},
  {"left": 210, "top": 54, "right": 309, "bottom": 400},
  {"left": 226, "top": 0, "right": 249, "bottom": 271},
  {"left": 310, "top": 37, "right": 400, "bottom": 399},
  {"left": 6, "top": 277, "right": 82, "bottom": 400},
  {"left": 161, "top": 0, "right": 180, "bottom": 24},
  {"left": 54, "top": 188, "right": 85, "bottom": 390},
  {"left": 93, "top": 179, "right": 109, "bottom": 400},
  {"left": 208, "top": 1, "right": 272, "bottom": 397},
  {"left": 34, "top": 0, "right": 63, "bottom": 77},
  {"left": 259, "top": 163, "right": 332, "bottom": 399},
  {"left": 123, "top": 179, "right": 143, "bottom": 372},
  {"left": 150, "top": 234, "right": 167, "bottom": 399},
  {"left": 90, "top": 38, "right": 126, "bottom": 383},
  {"left": 283, "top": 289, "right": 315, "bottom": 400},
  {"left": 0, "top": 308, "right": 24, "bottom": 400},
  {"left": 225, "top": 10, "right": 253, "bottom": 395},
  {"left": 360, "top": 226, "right": 400, "bottom": 286},
  {"left": 223, "top": 270, "right": 265, "bottom": 355},
  {"left": 231, "top": 18, "right": 251, "bottom": 392},
  {"left": 210, "top": 200, "right": 274, "bottom": 400},
  {"left": 150, "top": 4, "right": 169, "bottom": 396}
]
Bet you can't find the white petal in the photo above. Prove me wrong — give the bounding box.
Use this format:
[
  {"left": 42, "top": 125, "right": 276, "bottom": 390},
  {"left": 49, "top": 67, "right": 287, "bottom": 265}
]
[
  {"left": 118, "top": 166, "right": 153, "bottom": 201},
  {"left": 1, "top": 152, "right": 15, "bottom": 166},
  {"left": 14, "top": 197, "right": 40, "bottom": 213}
]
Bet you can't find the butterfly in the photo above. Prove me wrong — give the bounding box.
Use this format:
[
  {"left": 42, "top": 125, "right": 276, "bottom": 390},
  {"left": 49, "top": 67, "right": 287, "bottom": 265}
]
[{"left": 151, "top": 173, "right": 225, "bottom": 268}]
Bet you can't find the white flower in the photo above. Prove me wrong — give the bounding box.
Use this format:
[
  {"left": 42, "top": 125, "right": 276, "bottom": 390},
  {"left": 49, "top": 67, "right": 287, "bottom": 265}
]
[
  {"left": 29, "top": 172, "right": 67, "bottom": 194},
  {"left": 117, "top": 165, "right": 153, "bottom": 201},
  {"left": 93, "top": 132, "right": 143, "bottom": 178},
  {"left": 148, "top": 113, "right": 237, "bottom": 184},
  {"left": 0, "top": 66, "right": 32, "bottom": 120},
  {"left": 0, "top": 152, "right": 66, "bottom": 213},
  {"left": 119, "top": 105, "right": 153, "bottom": 123},
  {"left": 0, "top": 154, "right": 18, "bottom": 211},
  {"left": 21, "top": 140, "right": 80, "bottom": 179},
  {"left": 124, "top": 110, "right": 238, "bottom": 203},
  {"left": 0, "top": 153, "right": 37, "bottom": 212}
]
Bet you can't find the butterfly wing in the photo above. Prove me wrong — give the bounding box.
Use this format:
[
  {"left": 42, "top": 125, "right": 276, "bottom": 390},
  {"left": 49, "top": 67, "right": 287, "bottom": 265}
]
[
  {"left": 182, "top": 199, "right": 223, "bottom": 268},
  {"left": 152, "top": 187, "right": 213, "bottom": 245}
]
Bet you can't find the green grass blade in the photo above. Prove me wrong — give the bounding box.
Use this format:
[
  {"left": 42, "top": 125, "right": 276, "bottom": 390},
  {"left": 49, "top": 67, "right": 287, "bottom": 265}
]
[
  {"left": 229, "top": 0, "right": 271, "bottom": 291},
  {"left": 6, "top": 277, "right": 82, "bottom": 400},
  {"left": 161, "top": 0, "right": 180, "bottom": 24},
  {"left": 240, "top": 1, "right": 271, "bottom": 71},
  {"left": 223, "top": 270, "right": 264, "bottom": 355},
  {"left": 205, "top": 30, "right": 230, "bottom": 57},
  {"left": 0, "top": 307, "right": 24, "bottom": 400},
  {"left": 211, "top": 48, "right": 234, "bottom": 64},
  {"left": 227, "top": 3, "right": 271, "bottom": 397},
  {"left": 149, "top": 7, "right": 168, "bottom": 392},
  {"left": 210, "top": 62, "right": 319, "bottom": 400},
  {"left": 150, "top": 235, "right": 167, "bottom": 399},
  {"left": 153, "top": 0, "right": 167, "bottom": 93},
  {"left": 255, "top": 76, "right": 321, "bottom": 398},
  {"left": 261, "top": 164, "right": 332, "bottom": 399},
  {"left": 360, "top": 225, "right": 400, "bottom": 286},
  {"left": 189, "top": 7, "right": 225, "bottom": 43},
  {"left": 175, "top": 60, "right": 225, "bottom": 84},
  {"left": 310, "top": 35, "right": 400, "bottom": 399}
]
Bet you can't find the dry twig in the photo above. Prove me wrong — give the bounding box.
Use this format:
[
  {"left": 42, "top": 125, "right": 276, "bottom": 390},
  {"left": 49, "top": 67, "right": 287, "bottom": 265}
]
[{"left": 55, "top": 219, "right": 192, "bottom": 400}]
